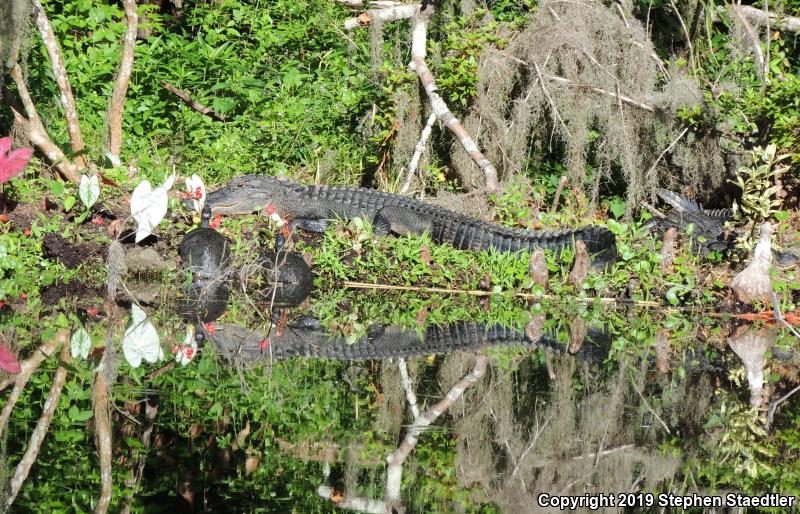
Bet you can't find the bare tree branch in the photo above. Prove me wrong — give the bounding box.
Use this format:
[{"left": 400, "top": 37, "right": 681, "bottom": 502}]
[
  {"left": 732, "top": 5, "right": 800, "bottom": 33},
  {"left": 6, "top": 342, "right": 72, "bottom": 508},
  {"left": 399, "top": 112, "right": 435, "bottom": 194},
  {"left": 106, "top": 0, "right": 139, "bottom": 164},
  {"left": 732, "top": 7, "right": 768, "bottom": 83},
  {"left": 0, "top": 332, "right": 65, "bottom": 393},
  {"left": 31, "top": 0, "right": 87, "bottom": 169},
  {"left": 397, "top": 358, "right": 420, "bottom": 419},
  {"left": 343, "top": 4, "right": 417, "bottom": 30},
  {"left": 409, "top": 8, "right": 499, "bottom": 193},
  {"left": 5, "top": 64, "right": 81, "bottom": 183}
]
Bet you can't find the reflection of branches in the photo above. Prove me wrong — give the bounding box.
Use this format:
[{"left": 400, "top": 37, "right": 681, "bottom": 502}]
[
  {"left": 4, "top": 333, "right": 71, "bottom": 508},
  {"left": 385, "top": 355, "right": 489, "bottom": 505},
  {"left": 94, "top": 352, "right": 114, "bottom": 513}
]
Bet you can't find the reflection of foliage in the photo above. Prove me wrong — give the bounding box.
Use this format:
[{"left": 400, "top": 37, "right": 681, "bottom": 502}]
[
  {"left": 709, "top": 393, "right": 774, "bottom": 478},
  {"left": 694, "top": 392, "right": 800, "bottom": 497}
]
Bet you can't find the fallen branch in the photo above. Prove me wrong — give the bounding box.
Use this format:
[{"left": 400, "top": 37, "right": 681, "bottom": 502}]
[
  {"left": 105, "top": 0, "right": 139, "bottom": 164},
  {"left": 94, "top": 358, "right": 114, "bottom": 514},
  {"left": 385, "top": 355, "right": 488, "bottom": 504},
  {"left": 342, "top": 280, "right": 664, "bottom": 306},
  {"left": 5, "top": 342, "right": 72, "bottom": 508},
  {"left": 409, "top": 8, "right": 499, "bottom": 193},
  {"left": 343, "top": 4, "right": 417, "bottom": 30},
  {"left": 162, "top": 82, "right": 226, "bottom": 122},
  {"left": 732, "top": 5, "right": 800, "bottom": 33},
  {"left": 399, "top": 112, "right": 436, "bottom": 194},
  {"left": 31, "top": 0, "right": 87, "bottom": 168}
]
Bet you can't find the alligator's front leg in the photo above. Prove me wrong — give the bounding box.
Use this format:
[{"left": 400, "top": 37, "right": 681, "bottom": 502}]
[
  {"left": 275, "top": 218, "right": 331, "bottom": 249},
  {"left": 372, "top": 206, "right": 433, "bottom": 236}
]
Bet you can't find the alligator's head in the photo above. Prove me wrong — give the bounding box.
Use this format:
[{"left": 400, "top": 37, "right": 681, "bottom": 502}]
[{"left": 199, "top": 175, "right": 291, "bottom": 216}]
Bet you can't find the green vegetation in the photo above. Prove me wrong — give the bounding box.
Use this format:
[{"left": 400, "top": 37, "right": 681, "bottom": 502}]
[{"left": 1, "top": 0, "right": 799, "bottom": 510}]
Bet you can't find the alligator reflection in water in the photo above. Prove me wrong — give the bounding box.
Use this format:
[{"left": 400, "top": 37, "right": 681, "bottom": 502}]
[
  {"left": 206, "top": 317, "right": 611, "bottom": 364},
  {"left": 191, "top": 312, "right": 799, "bottom": 513}
]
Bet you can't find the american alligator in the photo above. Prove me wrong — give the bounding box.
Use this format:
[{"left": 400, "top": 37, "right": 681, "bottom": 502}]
[
  {"left": 206, "top": 319, "right": 612, "bottom": 363},
  {"left": 202, "top": 175, "right": 617, "bottom": 269},
  {"left": 646, "top": 189, "right": 799, "bottom": 265},
  {"left": 644, "top": 189, "right": 735, "bottom": 255},
  {"left": 178, "top": 228, "right": 313, "bottom": 323}
]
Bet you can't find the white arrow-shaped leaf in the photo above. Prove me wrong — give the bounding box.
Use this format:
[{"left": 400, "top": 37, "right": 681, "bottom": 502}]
[
  {"left": 122, "top": 304, "right": 162, "bottom": 368},
  {"left": 185, "top": 174, "right": 206, "bottom": 214},
  {"left": 70, "top": 326, "right": 92, "bottom": 359},
  {"left": 79, "top": 174, "right": 100, "bottom": 209},
  {"left": 130, "top": 174, "right": 176, "bottom": 243}
]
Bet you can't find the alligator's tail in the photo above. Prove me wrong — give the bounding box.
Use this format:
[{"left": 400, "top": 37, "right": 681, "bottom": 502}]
[{"left": 432, "top": 217, "right": 617, "bottom": 270}]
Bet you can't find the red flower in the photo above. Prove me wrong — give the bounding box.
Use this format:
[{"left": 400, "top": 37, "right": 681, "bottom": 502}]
[
  {"left": 91, "top": 216, "right": 105, "bottom": 225},
  {"left": 204, "top": 322, "right": 217, "bottom": 336},
  {"left": 87, "top": 306, "right": 99, "bottom": 316},
  {"left": 209, "top": 214, "right": 222, "bottom": 229},
  {"left": 259, "top": 338, "right": 270, "bottom": 350},
  {"left": 20, "top": 293, "right": 26, "bottom": 300},
  {"left": 23, "top": 228, "right": 30, "bottom": 236},
  {"left": 265, "top": 205, "right": 276, "bottom": 215}
]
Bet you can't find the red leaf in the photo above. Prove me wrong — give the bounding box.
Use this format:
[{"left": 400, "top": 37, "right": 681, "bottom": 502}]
[
  {"left": 0, "top": 343, "right": 21, "bottom": 374},
  {"left": 0, "top": 137, "right": 34, "bottom": 185}
]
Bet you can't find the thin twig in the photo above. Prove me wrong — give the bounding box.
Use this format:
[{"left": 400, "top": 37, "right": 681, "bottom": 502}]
[
  {"left": 532, "top": 62, "right": 572, "bottom": 138},
  {"left": 341, "top": 280, "right": 664, "bottom": 306},
  {"left": 766, "top": 383, "right": 800, "bottom": 430},
  {"left": 545, "top": 74, "right": 655, "bottom": 112},
  {"left": 631, "top": 380, "right": 671, "bottom": 434},
  {"left": 644, "top": 126, "right": 690, "bottom": 178},
  {"left": 668, "top": 0, "right": 695, "bottom": 71},
  {"left": 400, "top": 112, "right": 436, "bottom": 195},
  {"left": 163, "top": 82, "right": 227, "bottom": 122},
  {"left": 5, "top": 339, "right": 71, "bottom": 508}
]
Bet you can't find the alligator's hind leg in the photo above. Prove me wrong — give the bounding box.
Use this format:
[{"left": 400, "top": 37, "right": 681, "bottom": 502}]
[
  {"left": 373, "top": 206, "right": 432, "bottom": 237},
  {"left": 277, "top": 218, "right": 331, "bottom": 249}
]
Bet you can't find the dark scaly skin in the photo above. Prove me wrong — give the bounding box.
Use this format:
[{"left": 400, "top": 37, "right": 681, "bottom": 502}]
[
  {"left": 208, "top": 320, "right": 612, "bottom": 363},
  {"left": 646, "top": 189, "right": 800, "bottom": 266},
  {"left": 203, "top": 175, "right": 618, "bottom": 268}
]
